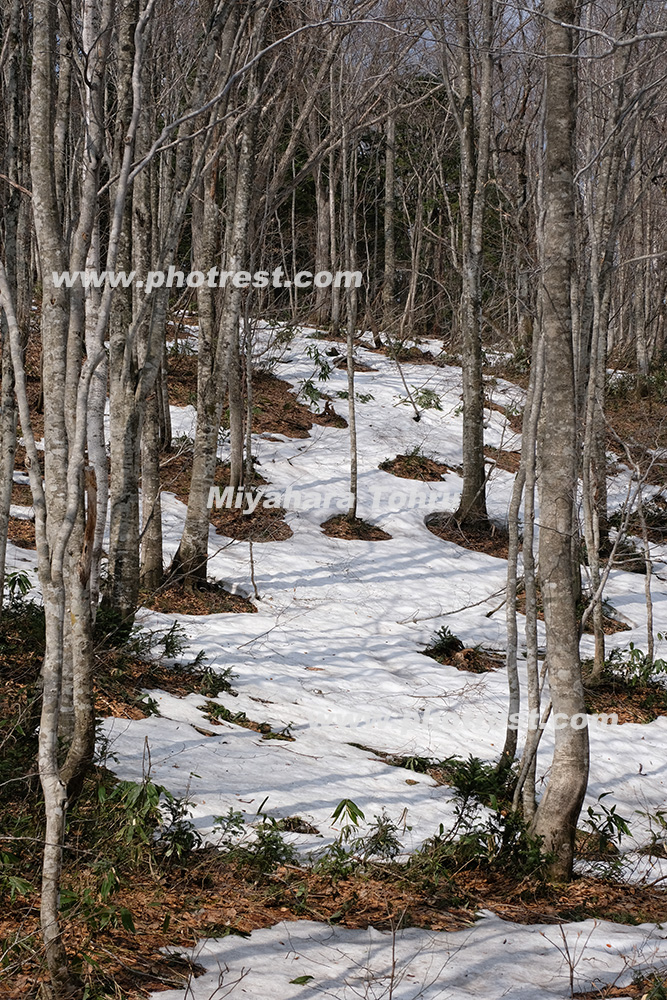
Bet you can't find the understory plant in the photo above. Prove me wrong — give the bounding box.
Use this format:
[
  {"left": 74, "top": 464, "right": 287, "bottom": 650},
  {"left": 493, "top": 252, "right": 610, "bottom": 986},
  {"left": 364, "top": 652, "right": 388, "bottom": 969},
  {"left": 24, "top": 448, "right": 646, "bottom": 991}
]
[{"left": 605, "top": 638, "right": 667, "bottom": 688}]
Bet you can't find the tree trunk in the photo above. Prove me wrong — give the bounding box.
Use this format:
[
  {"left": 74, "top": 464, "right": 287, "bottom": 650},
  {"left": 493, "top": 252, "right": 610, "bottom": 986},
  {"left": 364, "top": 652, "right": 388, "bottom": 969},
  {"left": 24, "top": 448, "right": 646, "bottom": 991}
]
[
  {"left": 531, "top": 0, "right": 589, "bottom": 881},
  {"left": 382, "top": 103, "right": 396, "bottom": 343},
  {"left": 452, "top": 0, "right": 493, "bottom": 526},
  {"left": 173, "top": 43, "right": 259, "bottom": 582}
]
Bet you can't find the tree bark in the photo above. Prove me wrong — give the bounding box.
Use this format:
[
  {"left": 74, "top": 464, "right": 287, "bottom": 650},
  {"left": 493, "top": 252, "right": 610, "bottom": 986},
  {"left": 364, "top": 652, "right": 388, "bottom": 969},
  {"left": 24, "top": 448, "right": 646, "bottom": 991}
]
[
  {"left": 531, "top": 0, "right": 589, "bottom": 881},
  {"left": 450, "top": 0, "right": 494, "bottom": 526}
]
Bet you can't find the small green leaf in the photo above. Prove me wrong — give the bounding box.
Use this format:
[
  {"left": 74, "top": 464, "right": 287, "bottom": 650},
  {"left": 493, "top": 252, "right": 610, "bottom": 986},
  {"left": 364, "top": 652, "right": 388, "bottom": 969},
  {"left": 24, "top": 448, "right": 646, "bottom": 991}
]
[{"left": 290, "top": 975, "right": 314, "bottom": 985}]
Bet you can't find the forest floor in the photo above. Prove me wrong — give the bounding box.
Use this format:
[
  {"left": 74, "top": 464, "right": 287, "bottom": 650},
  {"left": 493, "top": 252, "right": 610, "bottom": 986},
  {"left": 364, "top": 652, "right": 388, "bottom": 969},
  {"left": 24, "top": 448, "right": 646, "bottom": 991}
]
[{"left": 3, "top": 324, "right": 667, "bottom": 999}]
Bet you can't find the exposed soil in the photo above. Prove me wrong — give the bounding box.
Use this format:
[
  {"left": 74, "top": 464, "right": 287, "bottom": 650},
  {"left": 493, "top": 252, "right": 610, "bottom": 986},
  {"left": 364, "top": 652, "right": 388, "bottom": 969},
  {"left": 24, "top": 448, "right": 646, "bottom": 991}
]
[
  {"left": 159, "top": 450, "right": 293, "bottom": 543},
  {"left": 166, "top": 351, "right": 198, "bottom": 407},
  {"left": 333, "top": 357, "right": 377, "bottom": 372},
  {"left": 424, "top": 645, "right": 504, "bottom": 673},
  {"left": 7, "top": 516, "right": 35, "bottom": 549},
  {"left": 141, "top": 581, "right": 256, "bottom": 617},
  {"left": 10, "top": 482, "right": 33, "bottom": 505},
  {"left": 197, "top": 699, "right": 295, "bottom": 740},
  {"left": 380, "top": 453, "right": 451, "bottom": 481},
  {"left": 484, "top": 397, "right": 524, "bottom": 434},
  {"left": 210, "top": 504, "right": 294, "bottom": 543},
  {"left": 599, "top": 537, "right": 649, "bottom": 575},
  {"left": 622, "top": 492, "right": 667, "bottom": 545},
  {"left": 483, "top": 358, "right": 531, "bottom": 391},
  {"left": 606, "top": 379, "right": 667, "bottom": 487},
  {"left": 93, "top": 655, "right": 231, "bottom": 722},
  {"left": 485, "top": 446, "right": 521, "bottom": 473},
  {"left": 7, "top": 338, "right": 46, "bottom": 447},
  {"left": 165, "top": 359, "right": 352, "bottom": 443},
  {"left": 165, "top": 313, "right": 198, "bottom": 347},
  {"left": 575, "top": 974, "right": 667, "bottom": 999},
  {"left": 425, "top": 512, "right": 510, "bottom": 560},
  {"left": 321, "top": 514, "right": 392, "bottom": 541},
  {"left": 515, "top": 590, "right": 632, "bottom": 637},
  {"left": 4, "top": 853, "right": 667, "bottom": 1000},
  {"left": 360, "top": 338, "right": 438, "bottom": 365},
  {"left": 4, "top": 615, "right": 667, "bottom": 1000},
  {"left": 252, "top": 371, "right": 348, "bottom": 435},
  {"left": 584, "top": 677, "right": 667, "bottom": 725}
]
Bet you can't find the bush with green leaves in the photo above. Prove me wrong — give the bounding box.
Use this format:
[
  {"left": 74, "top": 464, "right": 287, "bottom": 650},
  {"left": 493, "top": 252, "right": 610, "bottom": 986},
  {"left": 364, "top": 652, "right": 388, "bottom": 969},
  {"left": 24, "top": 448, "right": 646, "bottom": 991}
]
[
  {"left": 0, "top": 847, "right": 33, "bottom": 901},
  {"left": 454, "top": 798, "right": 545, "bottom": 875},
  {"left": 637, "top": 806, "right": 667, "bottom": 859},
  {"left": 423, "top": 625, "right": 464, "bottom": 661},
  {"left": 410, "top": 386, "right": 442, "bottom": 411},
  {"left": 297, "top": 344, "right": 335, "bottom": 409},
  {"left": 212, "top": 808, "right": 297, "bottom": 873},
  {"left": 336, "top": 389, "right": 375, "bottom": 404},
  {"left": 606, "top": 367, "right": 667, "bottom": 405},
  {"left": 158, "top": 792, "right": 203, "bottom": 861},
  {"left": 440, "top": 754, "right": 513, "bottom": 810},
  {"left": 313, "top": 800, "right": 405, "bottom": 879},
  {"left": 3, "top": 569, "right": 33, "bottom": 607},
  {"left": 94, "top": 610, "right": 189, "bottom": 659},
  {"left": 91, "top": 778, "right": 202, "bottom": 866},
  {"left": 198, "top": 664, "right": 236, "bottom": 698},
  {"left": 605, "top": 639, "right": 667, "bottom": 688},
  {"left": 584, "top": 792, "right": 631, "bottom": 855},
  {"left": 412, "top": 794, "right": 545, "bottom": 884}
]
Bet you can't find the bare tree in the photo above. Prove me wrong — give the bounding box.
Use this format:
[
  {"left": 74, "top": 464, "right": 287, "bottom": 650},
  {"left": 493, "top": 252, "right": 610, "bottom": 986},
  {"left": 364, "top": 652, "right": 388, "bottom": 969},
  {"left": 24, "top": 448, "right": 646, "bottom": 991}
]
[
  {"left": 530, "top": 0, "right": 589, "bottom": 881},
  {"left": 439, "top": 0, "right": 495, "bottom": 525}
]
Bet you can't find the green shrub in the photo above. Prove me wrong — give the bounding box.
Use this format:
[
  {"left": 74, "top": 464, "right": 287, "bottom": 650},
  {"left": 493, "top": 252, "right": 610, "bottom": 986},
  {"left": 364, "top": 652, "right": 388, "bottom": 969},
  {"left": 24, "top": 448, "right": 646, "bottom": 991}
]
[{"left": 605, "top": 640, "right": 667, "bottom": 688}]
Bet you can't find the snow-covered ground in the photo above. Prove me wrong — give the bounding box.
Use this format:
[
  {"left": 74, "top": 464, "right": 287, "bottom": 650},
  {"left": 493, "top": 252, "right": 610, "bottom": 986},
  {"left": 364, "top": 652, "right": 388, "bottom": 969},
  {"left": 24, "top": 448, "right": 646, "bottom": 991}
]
[
  {"left": 8, "top": 327, "right": 667, "bottom": 998},
  {"left": 150, "top": 916, "right": 667, "bottom": 1000}
]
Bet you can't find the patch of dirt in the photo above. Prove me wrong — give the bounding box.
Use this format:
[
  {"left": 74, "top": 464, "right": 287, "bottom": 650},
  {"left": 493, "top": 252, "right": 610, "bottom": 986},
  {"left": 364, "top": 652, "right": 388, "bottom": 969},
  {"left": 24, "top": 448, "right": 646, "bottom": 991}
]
[
  {"left": 380, "top": 453, "right": 451, "bottom": 481},
  {"left": 7, "top": 857, "right": 667, "bottom": 1000},
  {"left": 321, "top": 514, "right": 392, "bottom": 541},
  {"left": 575, "top": 974, "right": 667, "bottom": 999},
  {"left": 333, "top": 357, "right": 377, "bottom": 372},
  {"left": 0, "top": 856, "right": 476, "bottom": 1000},
  {"left": 350, "top": 744, "right": 504, "bottom": 786},
  {"left": 484, "top": 397, "right": 524, "bottom": 434},
  {"left": 252, "top": 371, "right": 347, "bottom": 435},
  {"left": 485, "top": 446, "right": 521, "bottom": 474},
  {"left": 424, "top": 645, "right": 504, "bottom": 674},
  {"left": 141, "top": 582, "right": 256, "bottom": 617},
  {"left": 606, "top": 379, "right": 667, "bottom": 487},
  {"left": 277, "top": 816, "right": 320, "bottom": 834},
  {"left": 166, "top": 351, "right": 198, "bottom": 408},
  {"left": 599, "top": 537, "right": 648, "bottom": 575},
  {"left": 93, "top": 646, "right": 238, "bottom": 721},
  {"left": 211, "top": 504, "right": 294, "bottom": 543},
  {"left": 159, "top": 450, "right": 293, "bottom": 543},
  {"left": 353, "top": 335, "right": 438, "bottom": 365},
  {"left": 625, "top": 492, "right": 667, "bottom": 544},
  {"left": 157, "top": 445, "right": 197, "bottom": 496},
  {"left": 425, "top": 512, "right": 510, "bottom": 560},
  {"left": 7, "top": 516, "right": 35, "bottom": 549},
  {"left": 515, "top": 591, "right": 631, "bottom": 636},
  {"left": 197, "top": 699, "right": 294, "bottom": 739},
  {"left": 584, "top": 678, "right": 667, "bottom": 725},
  {"left": 167, "top": 364, "right": 349, "bottom": 436},
  {"left": 10, "top": 482, "right": 33, "bottom": 505},
  {"left": 384, "top": 345, "right": 437, "bottom": 365},
  {"left": 483, "top": 359, "right": 531, "bottom": 391}
]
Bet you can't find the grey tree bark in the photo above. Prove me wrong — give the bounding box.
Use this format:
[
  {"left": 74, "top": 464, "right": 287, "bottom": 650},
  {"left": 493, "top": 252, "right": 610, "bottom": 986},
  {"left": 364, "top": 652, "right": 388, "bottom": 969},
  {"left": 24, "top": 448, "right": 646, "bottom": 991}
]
[
  {"left": 530, "top": 0, "right": 589, "bottom": 881},
  {"left": 172, "top": 17, "right": 261, "bottom": 582},
  {"left": 441, "top": 0, "right": 494, "bottom": 526},
  {"left": 382, "top": 103, "right": 396, "bottom": 343}
]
